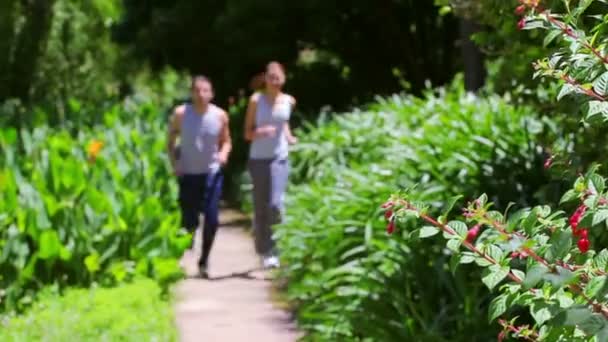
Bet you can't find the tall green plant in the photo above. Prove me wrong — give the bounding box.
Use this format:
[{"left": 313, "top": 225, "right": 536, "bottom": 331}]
[
  {"left": 0, "top": 102, "right": 189, "bottom": 311},
  {"left": 273, "top": 79, "right": 553, "bottom": 340}
]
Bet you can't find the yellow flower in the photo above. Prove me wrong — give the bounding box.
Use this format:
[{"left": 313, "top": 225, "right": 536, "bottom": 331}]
[{"left": 87, "top": 140, "right": 104, "bottom": 160}]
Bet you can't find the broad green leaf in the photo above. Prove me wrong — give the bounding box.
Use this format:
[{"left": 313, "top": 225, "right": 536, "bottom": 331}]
[
  {"left": 543, "top": 266, "right": 577, "bottom": 289},
  {"left": 578, "top": 314, "right": 607, "bottom": 335},
  {"left": 447, "top": 238, "right": 462, "bottom": 252},
  {"left": 419, "top": 226, "right": 440, "bottom": 238},
  {"left": 442, "top": 195, "right": 462, "bottom": 217},
  {"left": 460, "top": 252, "right": 476, "bottom": 264},
  {"left": 587, "top": 101, "right": 608, "bottom": 119},
  {"left": 482, "top": 265, "right": 510, "bottom": 290},
  {"left": 489, "top": 294, "right": 508, "bottom": 322},
  {"left": 447, "top": 221, "right": 468, "bottom": 238},
  {"left": 585, "top": 275, "right": 607, "bottom": 299},
  {"left": 38, "top": 230, "right": 61, "bottom": 260},
  {"left": 531, "top": 303, "right": 554, "bottom": 326},
  {"left": 485, "top": 245, "right": 504, "bottom": 264},
  {"left": 594, "top": 249, "right": 608, "bottom": 270},
  {"left": 557, "top": 83, "right": 577, "bottom": 100},
  {"left": 546, "top": 229, "right": 572, "bottom": 262},
  {"left": 475, "top": 255, "right": 494, "bottom": 267},
  {"left": 556, "top": 305, "right": 593, "bottom": 326},
  {"left": 544, "top": 30, "right": 562, "bottom": 47},
  {"left": 85, "top": 253, "right": 101, "bottom": 273},
  {"left": 590, "top": 174, "right": 606, "bottom": 193},
  {"left": 523, "top": 264, "right": 549, "bottom": 289},
  {"left": 593, "top": 209, "right": 608, "bottom": 227},
  {"left": 560, "top": 189, "right": 578, "bottom": 204},
  {"left": 593, "top": 71, "right": 608, "bottom": 96}
]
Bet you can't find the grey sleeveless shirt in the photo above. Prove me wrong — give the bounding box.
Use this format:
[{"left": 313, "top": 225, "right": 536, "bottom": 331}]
[
  {"left": 249, "top": 93, "right": 292, "bottom": 160},
  {"left": 178, "top": 104, "right": 222, "bottom": 174}
]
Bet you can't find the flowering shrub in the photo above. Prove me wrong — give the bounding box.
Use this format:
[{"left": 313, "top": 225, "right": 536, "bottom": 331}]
[
  {"left": 384, "top": 1, "right": 608, "bottom": 340},
  {"left": 384, "top": 167, "right": 608, "bottom": 340},
  {"left": 272, "top": 79, "right": 555, "bottom": 340}
]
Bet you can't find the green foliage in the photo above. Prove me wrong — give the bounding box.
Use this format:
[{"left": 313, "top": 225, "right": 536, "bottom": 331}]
[
  {"left": 526, "top": 0, "right": 608, "bottom": 122},
  {"left": 398, "top": 169, "right": 608, "bottom": 341},
  {"left": 114, "top": 0, "right": 462, "bottom": 111},
  {"left": 0, "top": 102, "right": 189, "bottom": 311},
  {"left": 0, "top": 279, "right": 177, "bottom": 341},
  {"left": 273, "top": 78, "right": 552, "bottom": 340}
]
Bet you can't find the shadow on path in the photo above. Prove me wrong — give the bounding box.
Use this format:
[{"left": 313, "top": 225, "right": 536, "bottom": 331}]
[{"left": 185, "top": 267, "right": 272, "bottom": 281}]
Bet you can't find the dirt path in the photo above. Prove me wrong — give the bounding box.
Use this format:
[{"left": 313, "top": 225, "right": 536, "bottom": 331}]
[{"left": 173, "top": 209, "right": 301, "bottom": 342}]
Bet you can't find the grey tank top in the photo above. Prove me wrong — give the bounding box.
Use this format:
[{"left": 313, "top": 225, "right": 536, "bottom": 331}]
[
  {"left": 249, "top": 93, "right": 292, "bottom": 160},
  {"left": 178, "top": 104, "right": 222, "bottom": 174}
]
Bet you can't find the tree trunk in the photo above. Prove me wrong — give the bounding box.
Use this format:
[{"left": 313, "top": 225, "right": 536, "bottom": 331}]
[
  {"left": 459, "top": 18, "right": 485, "bottom": 92},
  {"left": 8, "top": 0, "right": 56, "bottom": 101},
  {"left": 0, "top": 0, "right": 18, "bottom": 100}
]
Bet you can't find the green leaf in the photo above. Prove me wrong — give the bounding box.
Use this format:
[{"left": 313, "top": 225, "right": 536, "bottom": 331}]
[
  {"left": 489, "top": 294, "right": 508, "bottom": 322},
  {"left": 593, "top": 71, "right": 608, "bottom": 96},
  {"left": 560, "top": 189, "right": 578, "bottom": 204},
  {"left": 482, "top": 265, "right": 510, "bottom": 290},
  {"left": 475, "top": 256, "right": 494, "bottom": 267},
  {"left": 587, "top": 101, "right": 608, "bottom": 119},
  {"left": 557, "top": 83, "right": 577, "bottom": 100},
  {"left": 531, "top": 303, "right": 554, "bottom": 325},
  {"left": 593, "top": 210, "right": 608, "bottom": 227},
  {"left": 544, "top": 266, "right": 577, "bottom": 289},
  {"left": 447, "top": 221, "right": 468, "bottom": 237},
  {"left": 523, "top": 264, "right": 550, "bottom": 289},
  {"left": 522, "top": 210, "right": 538, "bottom": 235},
  {"left": 85, "top": 253, "right": 101, "bottom": 273},
  {"left": 585, "top": 275, "right": 607, "bottom": 299},
  {"left": 443, "top": 195, "right": 462, "bottom": 217},
  {"left": 485, "top": 245, "right": 504, "bottom": 264},
  {"left": 590, "top": 174, "right": 606, "bottom": 193},
  {"left": 546, "top": 229, "right": 572, "bottom": 262},
  {"left": 38, "top": 230, "right": 61, "bottom": 260},
  {"left": 594, "top": 249, "right": 608, "bottom": 270},
  {"left": 419, "top": 226, "right": 440, "bottom": 238},
  {"left": 578, "top": 314, "right": 607, "bottom": 335},
  {"left": 447, "top": 238, "right": 462, "bottom": 252},
  {"left": 460, "top": 253, "right": 475, "bottom": 264},
  {"left": 557, "top": 305, "right": 594, "bottom": 326},
  {"left": 544, "top": 30, "right": 562, "bottom": 47}
]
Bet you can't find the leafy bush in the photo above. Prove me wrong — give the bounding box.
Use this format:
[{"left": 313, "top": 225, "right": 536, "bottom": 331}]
[
  {"left": 379, "top": 1, "right": 608, "bottom": 341},
  {"left": 0, "top": 102, "right": 189, "bottom": 311},
  {"left": 274, "top": 78, "right": 554, "bottom": 340},
  {"left": 0, "top": 279, "right": 177, "bottom": 341}
]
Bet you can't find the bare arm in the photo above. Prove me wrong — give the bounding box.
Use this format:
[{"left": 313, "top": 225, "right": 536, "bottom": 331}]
[
  {"left": 244, "top": 94, "right": 258, "bottom": 142},
  {"left": 218, "top": 110, "right": 232, "bottom": 165},
  {"left": 285, "top": 95, "right": 297, "bottom": 145},
  {"left": 167, "top": 105, "right": 185, "bottom": 172}
]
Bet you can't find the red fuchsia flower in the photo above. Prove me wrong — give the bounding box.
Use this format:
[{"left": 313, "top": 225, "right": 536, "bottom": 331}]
[
  {"left": 579, "top": 229, "right": 588, "bottom": 239},
  {"left": 599, "top": 197, "right": 608, "bottom": 206},
  {"left": 569, "top": 205, "right": 587, "bottom": 231},
  {"left": 515, "top": 5, "right": 526, "bottom": 15},
  {"left": 381, "top": 201, "right": 393, "bottom": 209},
  {"left": 517, "top": 18, "right": 526, "bottom": 30},
  {"left": 498, "top": 331, "right": 506, "bottom": 342},
  {"left": 544, "top": 156, "right": 553, "bottom": 169},
  {"left": 466, "top": 224, "right": 481, "bottom": 243},
  {"left": 384, "top": 210, "right": 393, "bottom": 220},
  {"left": 386, "top": 220, "right": 395, "bottom": 235},
  {"left": 511, "top": 251, "right": 528, "bottom": 260},
  {"left": 578, "top": 238, "right": 590, "bottom": 253}
]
